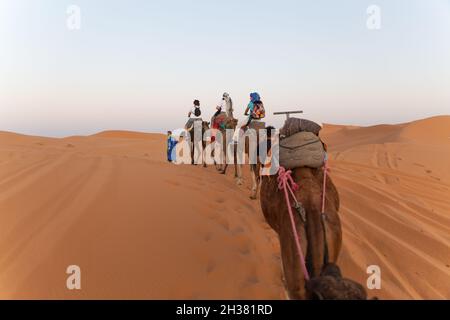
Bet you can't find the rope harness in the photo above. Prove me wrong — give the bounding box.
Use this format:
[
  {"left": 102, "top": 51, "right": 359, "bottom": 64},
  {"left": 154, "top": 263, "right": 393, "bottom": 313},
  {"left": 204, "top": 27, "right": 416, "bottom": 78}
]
[
  {"left": 277, "top": 155, "right": 330, "bottom": 281},
  {"left": 277, "top": 167, "right": 310, "bottom": 281},
  {"left": 321, "top": 157, "right": 330, "bottom": 266}
]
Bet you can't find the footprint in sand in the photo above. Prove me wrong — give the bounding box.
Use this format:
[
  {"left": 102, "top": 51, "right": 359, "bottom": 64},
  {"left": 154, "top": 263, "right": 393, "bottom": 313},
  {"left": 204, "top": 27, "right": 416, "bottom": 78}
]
[
  {"left": 209, "top": 214, "right": 230, "bottom": 231},
  {"left": 233, "top": 206, "right": 243, "bottom": 213},
  {"left": 206, "top": 260, "right": 216, "bottom": 274},
  {"left": 239, "top": 201, "right": 253, "bottom": 211},
  {"left": 215, "top": 197, "right": 226, "bottom": 204},
  {"left": 203, "top": 232, "right": 213, "bottom": 242},
  {"left": 241, "top": 218, "right": 253, "bottom": 231},
  {"left": 238, "top": 243, "right": 252, "bottom": 255},
  {"left": 231, "top": 226, "right": 245, "bottom": 235},
  {"left": 165, "top": 180, "right": 180, "bottom": 187},
  {"left": 218, "top": 218, "right": 230, "bottom": 231},
  {"left": 245, "top": 274, "right": 259, "bottom": 285}
]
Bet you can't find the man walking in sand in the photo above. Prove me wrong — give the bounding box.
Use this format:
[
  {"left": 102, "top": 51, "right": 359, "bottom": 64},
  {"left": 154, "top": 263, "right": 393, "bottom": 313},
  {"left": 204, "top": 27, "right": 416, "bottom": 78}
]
[{"left": 167, "top": 131, "right": 177, "bottom": 162}]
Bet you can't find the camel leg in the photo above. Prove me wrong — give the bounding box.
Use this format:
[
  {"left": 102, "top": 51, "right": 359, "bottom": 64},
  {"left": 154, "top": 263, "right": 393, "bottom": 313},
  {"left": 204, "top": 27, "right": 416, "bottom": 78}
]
[
  {"left": 202, "top": 146, "right": 207, "bottom": 168},
  {"left": 234, "top": 147, "right": 243, "bottom": 185},
  {"left": 220, "top": 164, "right": 228, "bottom": 175},
  {"left": 218, "top": 141, "right": 228, "bottom": 173},
  {"left": 215, "top": 158, "right": 222, "bottom": 171},
  {"left": 323, "top": 209, "right": 343, "bottom": 264},
  {"left": 235, "top": 163, "right": 243, "bottom": 186},
  {"left": 249, "top": 164, "right": 260, "bottom": 200},
  {"left": 278, "top": 227, "right": 308, "bottom": 300},
  {"left": 215, "top": 157, "right": 223, "bottom": 172},
  {"left": 211, "top": 143, "right": 221, "bottom": 171}
]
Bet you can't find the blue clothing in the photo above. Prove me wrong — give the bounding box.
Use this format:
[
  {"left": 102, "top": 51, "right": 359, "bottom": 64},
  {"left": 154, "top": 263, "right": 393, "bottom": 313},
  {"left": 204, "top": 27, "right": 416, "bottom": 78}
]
[
  {"left": 248, "top": 92, "right": 261, "bottom": 122},
  {"left": 248, "top": 101, "right": 255, "bottom": 113},
  {"left": 245, "top": 101, "right": 255, "bottom": 125},
  {"left": 250, "top": 92, "right": 260, "bottom": 103},
  {"left": 167, "top": 136, "right": 177, "bottom": 162}
]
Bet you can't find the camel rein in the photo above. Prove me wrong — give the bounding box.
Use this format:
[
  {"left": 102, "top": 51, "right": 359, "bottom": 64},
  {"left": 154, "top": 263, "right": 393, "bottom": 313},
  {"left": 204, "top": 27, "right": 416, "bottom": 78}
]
[
  {"left": 277, "top": 155, "right": 330, "bottom": 281},
  {"left": 277, "top": 167, "right": 310, "bottom": 281},
  {"left": 321, "top": 157, "right": 330, "bottom": 266}
]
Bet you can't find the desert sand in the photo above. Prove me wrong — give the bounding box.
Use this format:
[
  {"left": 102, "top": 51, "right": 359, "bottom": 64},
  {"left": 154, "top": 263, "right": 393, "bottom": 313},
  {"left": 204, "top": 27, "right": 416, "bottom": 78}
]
[
  {"left": 0, "top": 116, "right": 449, "bottom": 299},
  {"left": 321, "top": 116, "right": 450, "bottom": 299}
]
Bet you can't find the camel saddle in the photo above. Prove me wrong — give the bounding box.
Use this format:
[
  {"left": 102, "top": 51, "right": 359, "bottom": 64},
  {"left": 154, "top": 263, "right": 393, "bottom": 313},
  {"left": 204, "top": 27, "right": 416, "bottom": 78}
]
[
  {"left": 248, "top": 120, "right": 265, "bottom": 131},
  {"left": 279, "top": 131, "right": 326, "bottom": 169},
  {"left": 185, "top": 118, "right": 203, "bottom": 131},
  {"left": 211, "top": 112, "right": 226, "bottom": 129}
]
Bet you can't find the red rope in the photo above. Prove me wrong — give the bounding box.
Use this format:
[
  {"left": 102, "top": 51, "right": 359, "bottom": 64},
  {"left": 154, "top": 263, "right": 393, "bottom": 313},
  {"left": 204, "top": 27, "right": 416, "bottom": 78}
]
[
  {"left": 321, "top": 160, "right": 328, "bottom": 214},
  {"left": 277, "top": 167, "right": 310, "bottom": 281}
]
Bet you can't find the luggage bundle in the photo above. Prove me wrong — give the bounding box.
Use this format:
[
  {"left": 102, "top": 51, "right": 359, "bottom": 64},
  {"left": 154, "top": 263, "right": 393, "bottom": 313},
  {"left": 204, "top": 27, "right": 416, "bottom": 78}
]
[
  {"left": 280, "top": 118, "right": 322, "bottom": 137},
  {"left": 279, "top": 118, "right": 326, "bottom": 170}
]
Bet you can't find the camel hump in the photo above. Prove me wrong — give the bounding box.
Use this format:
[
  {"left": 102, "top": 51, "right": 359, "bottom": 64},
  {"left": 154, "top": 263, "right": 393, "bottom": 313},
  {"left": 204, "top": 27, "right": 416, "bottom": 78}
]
[{"left": 279, "top": 132, "right": 325, "bottom": 169}]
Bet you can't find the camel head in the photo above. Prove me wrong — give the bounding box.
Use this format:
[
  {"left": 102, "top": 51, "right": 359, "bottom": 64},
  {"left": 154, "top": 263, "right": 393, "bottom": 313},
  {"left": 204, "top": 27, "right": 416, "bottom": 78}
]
[{"left": 305, "top": 263, "right": 369, "bottom": 300}]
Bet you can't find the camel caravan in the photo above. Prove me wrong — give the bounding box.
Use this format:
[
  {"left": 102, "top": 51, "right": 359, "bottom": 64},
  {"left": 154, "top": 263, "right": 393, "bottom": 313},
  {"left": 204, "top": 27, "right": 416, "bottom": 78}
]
[{"left": 168, "top": 92, "right": 370, "bottom": 300}]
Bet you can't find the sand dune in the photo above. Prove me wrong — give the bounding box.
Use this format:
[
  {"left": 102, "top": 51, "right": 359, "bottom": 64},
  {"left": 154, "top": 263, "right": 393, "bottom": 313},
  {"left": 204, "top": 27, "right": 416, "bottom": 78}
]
[
  {"left": 321, "top": 116, "right": 450, "bottom": 299},
  {"left": 0, "top": 116, "right": 449, "bottom": 299},
  {"left": 0, "top": 131, "right": 285, "bottom": 299}
]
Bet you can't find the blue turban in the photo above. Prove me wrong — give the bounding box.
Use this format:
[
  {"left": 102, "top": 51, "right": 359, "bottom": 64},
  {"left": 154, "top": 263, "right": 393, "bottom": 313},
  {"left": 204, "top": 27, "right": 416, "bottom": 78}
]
[{"left": 250, "top": 92, "right": 261, "bottom": 102}]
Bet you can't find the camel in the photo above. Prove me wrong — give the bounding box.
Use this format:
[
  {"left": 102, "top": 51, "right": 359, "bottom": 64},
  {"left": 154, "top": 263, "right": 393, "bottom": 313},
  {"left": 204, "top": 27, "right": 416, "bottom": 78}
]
[
  {"left": 238, "top": 123, "right": 273, "bottom": 200},
  {"left": 260, "top": 166, "right": 344, "bottom": 299},
  {"left": 211, "top": 114, "right": 273, "bottom": 199},
  {"left": 211, "top": 114, "right": 243, "bottom": 184},
  {"left": 221, "top": 122, "right": 270, "bottom": 199},
  {"left": 186, "top": 120, "right": 210, "bottom": 167}
]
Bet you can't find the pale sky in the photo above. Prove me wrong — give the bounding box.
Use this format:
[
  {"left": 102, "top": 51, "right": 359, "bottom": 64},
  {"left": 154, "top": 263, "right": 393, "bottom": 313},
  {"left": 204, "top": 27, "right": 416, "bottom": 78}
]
[{"left": 1, "top": 0, "right": 449, "bottom": 137}]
